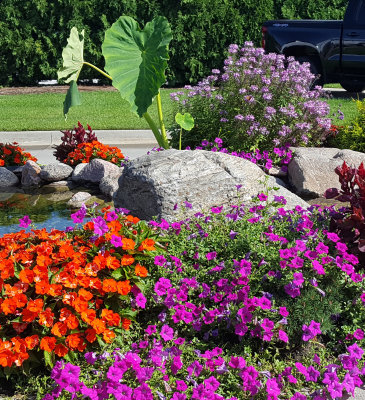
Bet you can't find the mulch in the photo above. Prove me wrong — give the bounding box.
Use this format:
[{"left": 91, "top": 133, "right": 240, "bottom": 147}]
[{"left": 0, "top": 85, "right": 117, "bottom": 95}]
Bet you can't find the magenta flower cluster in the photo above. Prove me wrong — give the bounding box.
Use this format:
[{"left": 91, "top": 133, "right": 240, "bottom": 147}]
[{"left": 185, "top": 137, "right": 293, "bottom": 172}]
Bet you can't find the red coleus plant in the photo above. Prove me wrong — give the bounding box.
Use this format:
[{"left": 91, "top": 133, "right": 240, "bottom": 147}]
[
  {"left": 53, "top": 122, "right": 98, "bottom": 162},
  {"left": 324, "top": 161, "right": 365, "bottom": 267}
]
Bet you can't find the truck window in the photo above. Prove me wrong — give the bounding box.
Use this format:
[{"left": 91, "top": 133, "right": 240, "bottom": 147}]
[{"left": 355, "top": 2, "right": 365, "bottom": 23}]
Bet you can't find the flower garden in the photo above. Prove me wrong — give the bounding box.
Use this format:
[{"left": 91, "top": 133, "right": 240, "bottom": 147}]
[{"left": 0, "top": 21, "right": 365, "bottom": 400}]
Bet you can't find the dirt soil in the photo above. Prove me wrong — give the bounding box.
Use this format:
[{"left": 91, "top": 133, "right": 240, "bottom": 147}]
[{"left": 0, "top": 85, "right": 117, "bottom": 95}]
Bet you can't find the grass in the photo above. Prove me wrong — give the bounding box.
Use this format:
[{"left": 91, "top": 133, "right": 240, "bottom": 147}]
[
  {"left": 0, "top": 87, "right": 361, "bottom": 131},
  {"left": 0, "top": 89, "right": 178, "bottom": 131}
]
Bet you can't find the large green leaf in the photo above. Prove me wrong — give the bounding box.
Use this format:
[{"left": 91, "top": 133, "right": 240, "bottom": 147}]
[
  {"left": 102, "top": 16, "right": 172, "bottom": 118},
  {"left": 58, "top": 27, "right": 84, "bottom": 83},
  {"left": 63, "top": 80, "right": 82, "bottom": 118}
]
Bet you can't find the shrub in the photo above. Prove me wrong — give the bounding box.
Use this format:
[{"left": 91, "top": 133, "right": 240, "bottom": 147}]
[
  {"left": 0, "top": 206, "right": 161, "bottom": 371},
  {"left": 169, "top": 42, "right": 331, "bottom": 157},
  {"left": 324, "top": 161, "right": 365, "bottom": 269},
  {"left": 64, "top": 140, "right": 126, "bottom": 167},
  {"left": 0, "top": 142, "right": 37, "bottom": 166},
  {"left": 53, "top": 122, "right": 98, "bottom": 163},
  {"left": 325, "top": 100, "right": 365, "bottom": 152},
  {"left": 41, "top": 194, "right": 365, "bottom": 400}
]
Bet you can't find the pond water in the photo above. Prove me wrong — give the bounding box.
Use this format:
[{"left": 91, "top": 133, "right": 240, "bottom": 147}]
[{"left": 0, "top": 186, "right": 109, "bottom": 236}]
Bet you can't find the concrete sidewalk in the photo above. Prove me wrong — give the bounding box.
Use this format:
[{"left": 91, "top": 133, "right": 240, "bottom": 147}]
[{"left": 0, "top": 129, "right": 160, "bottom": 164}]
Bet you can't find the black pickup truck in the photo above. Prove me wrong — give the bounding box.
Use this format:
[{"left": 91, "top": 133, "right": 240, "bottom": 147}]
[{"left": 262, "top": 0, "right": 365, "bottom": 92}]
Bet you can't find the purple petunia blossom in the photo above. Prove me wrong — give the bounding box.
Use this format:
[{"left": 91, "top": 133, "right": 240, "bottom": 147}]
[
  {"left": 110, "top": 235, "right": 123, "bottom": 247},
  {"left": 92, "top": 216, "right": 108, "bottom": 236},
  {"left": 160, "top": 324, "right": 174, "bottom": 341},
  {"left": 19, "top": 215, "right": 32, "bottom": 228}
]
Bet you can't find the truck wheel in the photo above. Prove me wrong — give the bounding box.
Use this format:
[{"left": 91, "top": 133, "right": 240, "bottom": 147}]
[
  {"left": 340, "top": 82, "right": 365, "bottom": 93},
  {"left": 294, "top": 56, "right": 323, "bottom": 88}
]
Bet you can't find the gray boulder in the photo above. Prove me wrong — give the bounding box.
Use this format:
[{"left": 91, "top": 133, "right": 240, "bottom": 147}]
[
  {"left": 71, "top": 159, "right": 120, "bottom": 184},
  {"left": 0, "top": 167, "right": 19, "bottom": 187},
  {"left": 288, "top": 147, "right": 365, "bottom": 198},
  {"left": 113, "top": 149, "right": 309, "bottom": 222},
  {"left": 39, "top": 163, "right": 73, "bottom": 182}
]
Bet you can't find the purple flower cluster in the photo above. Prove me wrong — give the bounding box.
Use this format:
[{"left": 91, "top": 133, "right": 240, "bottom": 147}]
[{"left": 171, "top": 42, "right": 332, "bottom": 153}]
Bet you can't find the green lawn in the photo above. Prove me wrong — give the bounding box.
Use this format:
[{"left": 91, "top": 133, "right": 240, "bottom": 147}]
[
  {"left": 0, "top": 89, "right": 179, "bottom": 131},
  {"left": 0, "top": 87, "right": 360, "bottom": 131}
]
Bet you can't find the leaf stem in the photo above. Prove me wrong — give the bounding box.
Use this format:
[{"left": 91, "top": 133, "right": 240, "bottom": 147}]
[
  {"left": 156, "top": 90, "right": 169, "bottom": 149},
  {"left": 143, "top": 112, "right": 164, "bottom": 148},
  {"left": 83, "top": 62, "right": 112, "bottom": 80}
]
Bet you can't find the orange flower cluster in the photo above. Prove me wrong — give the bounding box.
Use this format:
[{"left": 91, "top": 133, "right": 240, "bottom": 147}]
[
  {"left": 0, "top": 209, "right": 157, "bottom": 368},
  {"left": 0, "top": 142, "right": 37, "bottom": 166},
  {"left": 64, "top": 141, "right": 125, "bottom": 167}
]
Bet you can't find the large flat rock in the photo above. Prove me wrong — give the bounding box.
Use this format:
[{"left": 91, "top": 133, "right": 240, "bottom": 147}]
[
  {"left": 114, "top": 149, "right": 309, "bottom": 222},
  {"left": 288, "top": 147, "right": 365, "bottom": 198}
]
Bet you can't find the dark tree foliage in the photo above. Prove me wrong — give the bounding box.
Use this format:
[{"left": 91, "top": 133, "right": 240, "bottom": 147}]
[{"left": 0, "top": 0, "right": 349, "bottom": 87}]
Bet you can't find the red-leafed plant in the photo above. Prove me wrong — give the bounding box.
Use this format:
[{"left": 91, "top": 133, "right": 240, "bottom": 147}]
[
  {"left": 53, "top": 122, "right": 98, "bottom": 162},
  {"left": 324, "top": 161, "right": 365, "bottom": 268}
]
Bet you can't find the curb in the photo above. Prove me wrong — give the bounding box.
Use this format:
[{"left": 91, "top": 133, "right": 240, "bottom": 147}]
[{"left": 0, "top": 129, "right": 161, "bottom": 148}]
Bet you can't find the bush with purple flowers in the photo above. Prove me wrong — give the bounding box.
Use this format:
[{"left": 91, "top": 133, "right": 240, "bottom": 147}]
[
  {"left": 169, "top": 42, "right": 332, "bottom": 158},
  {"left": 39, "top": 192, "right": 365, "bottom": 400}
]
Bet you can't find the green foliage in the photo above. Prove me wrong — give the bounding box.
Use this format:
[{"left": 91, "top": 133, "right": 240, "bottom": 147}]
[
  {"left": 102, "top": 16, "right": 172, "bottom": 118},
  {"left": 327, "top": 100, "right": 365, "bottom": 153},
  {"left": 0, "top": 0, "right": 350, "bottom": 86},
  {"left": 275, "top": 0, "right": 347, "bottom": 20}
]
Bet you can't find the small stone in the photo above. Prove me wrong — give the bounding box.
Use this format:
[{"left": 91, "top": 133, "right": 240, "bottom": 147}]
[
  {"left": 39, "top": 163, "right": 73, "bottom": 182},
  {"left": 74, "top": 159, "right": 120, "bottom": 184},
  {"left": 0, "top": 167, "right": 19, "bottom": 187},
  {"left": 99, "top": 168, "right": 123, "bottom": 199},
  {"left": 67, "top": 192, "right": 92, "bottom": 208},
  {"left": 21, "top": 160, "right": 42, "bottom": 187},
  {"left": 72, "top": 163, "right": 88, "bottom": 182}
]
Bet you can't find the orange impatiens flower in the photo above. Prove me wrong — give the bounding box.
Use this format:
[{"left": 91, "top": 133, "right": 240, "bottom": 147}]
[
  {"left": 85, "top": 328, "right": 97, "bottom": 343},
  {"left": 66, "top": 333, "right": 85, "bottom": 351},
  {"left": 122, "top": 318, "right": 131, "bottom": 330},
  {"left": 103, "top": 329, "right": 116, "bottom": 343},
  {"left": 38, "top": 308, "right": 55, "bottom": 328},
  {"left": 122, "top": 238, "right": 135, "bottom": 250},
  {"left": 121, "top": 254, "right": 135, "bottom": 266},
  {"left": 135, "top": 264, "right": 148, "bottom": 278},
  {"left": 25, "top": 335, "right": 39, "bottom": 350},
  {"left": 117, "top": 280, "right": 131, "bottom": 296},
  {"left": 81, "top": 309, "right": 96, "bottom": 324},
  {"left": 78, "top": 288, "right": 93, "bottom": 301},
  {"left": 40, "top": 336, "right": 57, "bottom": 352},
  {"left": 54, "top": 343, "right": 68, "bottom": 357},
  {"left": 91, "top": 318, "right": 106, "bottom": 335},
  {"left": 101, "top": 309, "right": 121, "bottom": 327},
  {"left": 102, "top": 278, "right": 118, "bottom": 293},
  {"left": 19, "top": 269, "right": 34, "bottom": 284},
  {"left": 138, "top": 238, "right": 156, "bottom": 252},
  {"left": 27, "top": 298, "right": 44, "bottom": 313},
  {"left": 1, "top": 298, "right": 17, "bottom": 315},
  {"left": 51, "top": 322, "right": 68, "bottom": 337}
]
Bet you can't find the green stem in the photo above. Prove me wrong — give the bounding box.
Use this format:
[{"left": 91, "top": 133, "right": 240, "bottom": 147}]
[
  {"left": 179, "top": 128, "right": 182, "bottom": 150},
  {"left": 143, "top": 112, "right": 164, "bottom": 148},
  {"left": 82, "top": 62, "right": 112, "bottom": 81},
  {"left": 156, "top": 90, "right": 169, "bottom": 149}
]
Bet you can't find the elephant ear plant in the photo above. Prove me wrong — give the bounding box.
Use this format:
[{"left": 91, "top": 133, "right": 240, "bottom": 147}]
[{"left": 57, "top": 16, "right": 172, "bottom": 149}]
